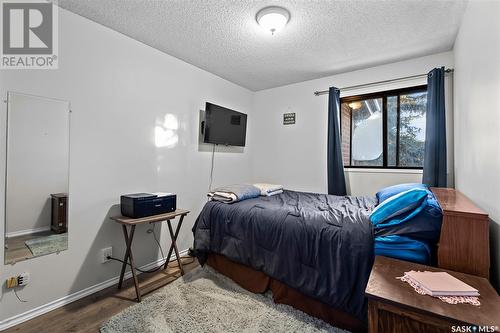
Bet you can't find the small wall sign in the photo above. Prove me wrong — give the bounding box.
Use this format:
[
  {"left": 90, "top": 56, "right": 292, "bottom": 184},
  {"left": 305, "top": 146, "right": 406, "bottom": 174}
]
[{"left": 283, "top": 112, "right": 296, "bottom": 125}]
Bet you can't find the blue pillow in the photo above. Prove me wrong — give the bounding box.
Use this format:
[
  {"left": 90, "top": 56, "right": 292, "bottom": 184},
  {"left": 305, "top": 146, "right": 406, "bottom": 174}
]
[
  {"left": 376, "top": 183, "right": 427, "bottom": 203},
  {"left": 373, "top": 183, "right": 443, "bottom": 242},
  {"left": 374, "top": 206, "right": 443, "bottom": 241},
  {"left": 374, "top": 235, "right": 431, "bottom": 264},
  {"left": 370, "top": 188, "right": 428, "bottom": 225}
]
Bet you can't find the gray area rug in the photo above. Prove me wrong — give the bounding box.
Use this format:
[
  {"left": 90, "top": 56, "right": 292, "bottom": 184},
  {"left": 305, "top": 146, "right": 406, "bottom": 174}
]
[
  {"left": 25, "top": 233, "right": 68, "bottom": 257},
  {"left": 101, "top": 266, "right": 348, "bottom": 333}
]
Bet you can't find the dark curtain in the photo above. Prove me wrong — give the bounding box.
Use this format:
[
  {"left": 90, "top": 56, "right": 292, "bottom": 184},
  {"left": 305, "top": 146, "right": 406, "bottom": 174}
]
[
  {"left": 327, "top": 87, "right": 347, "bottom": 195},
  {"left": 423, "top": 67, "right": 447, "bottom": 187}
]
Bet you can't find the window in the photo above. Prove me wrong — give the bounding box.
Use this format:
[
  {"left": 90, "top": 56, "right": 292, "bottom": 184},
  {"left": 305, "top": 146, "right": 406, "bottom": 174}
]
[{"left": 341, "top": 85, "right": 427, "bottom": 169}]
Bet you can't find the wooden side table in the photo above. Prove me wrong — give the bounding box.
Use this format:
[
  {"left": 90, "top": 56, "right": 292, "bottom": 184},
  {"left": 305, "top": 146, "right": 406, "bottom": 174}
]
[
  {"left": 111, "top": 209, "right": 189, "bottom": 302},
  {"left": 365, "top": 256, "right": 500, "bottom": 333}
]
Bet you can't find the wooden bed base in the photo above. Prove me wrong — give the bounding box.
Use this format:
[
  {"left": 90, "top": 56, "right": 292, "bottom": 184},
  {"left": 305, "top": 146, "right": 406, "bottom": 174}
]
[{"left": 206, "top": 254, "right": 366, "bottom": 333}]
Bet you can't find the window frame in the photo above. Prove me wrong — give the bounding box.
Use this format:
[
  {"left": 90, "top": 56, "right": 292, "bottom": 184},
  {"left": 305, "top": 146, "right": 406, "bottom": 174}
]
[{"left": 340, "top": 84, "right": 428, "bottom": 170}]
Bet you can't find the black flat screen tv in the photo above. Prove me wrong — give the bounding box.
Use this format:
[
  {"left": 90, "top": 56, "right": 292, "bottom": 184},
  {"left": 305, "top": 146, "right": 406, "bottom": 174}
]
[{"left": 204, "top": 102, "right": 247, "bottom": 147}]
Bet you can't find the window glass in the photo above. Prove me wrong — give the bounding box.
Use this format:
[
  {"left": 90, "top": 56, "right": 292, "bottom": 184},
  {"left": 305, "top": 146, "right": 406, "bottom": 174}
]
[
  {"left": 399, "top": 92, "right": 427, "bottom": 167},
  {"left": 339, "top": 86, "right": 427, "bottom": 169},
  {"left": 387, "top": 96, "right": 398, "bottom": 167},
  {"left": 351, "top": 98, "right": 383, "bottom": 167}
]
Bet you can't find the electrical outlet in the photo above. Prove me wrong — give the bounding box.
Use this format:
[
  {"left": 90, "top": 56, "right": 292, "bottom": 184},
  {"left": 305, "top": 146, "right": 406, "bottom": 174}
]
[
  {"left": 18, "top": 272, "right": 30, "bottom": 286},
  {"left": 101, "top": 247, "right": 112, "bottom": 263}
]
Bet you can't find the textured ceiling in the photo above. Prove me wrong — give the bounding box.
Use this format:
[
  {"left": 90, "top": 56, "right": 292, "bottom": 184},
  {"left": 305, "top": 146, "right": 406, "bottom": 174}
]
[{"left": 58, "top": 0, "right": 467, "bottom": 91}]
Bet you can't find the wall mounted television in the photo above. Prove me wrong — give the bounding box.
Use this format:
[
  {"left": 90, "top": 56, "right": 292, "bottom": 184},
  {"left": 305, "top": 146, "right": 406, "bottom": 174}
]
[{"left": 203, "top": 102, "right": 247, "bottom": 147}]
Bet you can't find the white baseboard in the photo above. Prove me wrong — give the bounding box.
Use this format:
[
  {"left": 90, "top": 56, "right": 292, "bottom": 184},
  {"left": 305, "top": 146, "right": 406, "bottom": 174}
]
[
  {"left": 0, "top": 249, "right": 190, "bottom": 331},
  {"left": 6, "top": 226, "right": 52, "bottom": 238}
]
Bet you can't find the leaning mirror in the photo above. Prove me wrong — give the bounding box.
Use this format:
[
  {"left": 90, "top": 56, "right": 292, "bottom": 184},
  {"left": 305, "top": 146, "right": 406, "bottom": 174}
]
[{"left": 4, "top": 92, "right": 70, "bottom": 264}]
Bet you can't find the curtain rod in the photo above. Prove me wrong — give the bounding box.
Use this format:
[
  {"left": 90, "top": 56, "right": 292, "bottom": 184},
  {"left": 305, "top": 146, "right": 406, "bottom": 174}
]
[{"left": 313, "top": 68, "right": 454, "bottom": 96}]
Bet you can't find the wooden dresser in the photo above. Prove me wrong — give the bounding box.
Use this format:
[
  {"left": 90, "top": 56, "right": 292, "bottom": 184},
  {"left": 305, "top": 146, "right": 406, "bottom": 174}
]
[
  {"left": 431, "top": 188, "right": 490, "bottom": 279},
  {"left": 51, "top": 193, "right": 68, "bottom": 234}
]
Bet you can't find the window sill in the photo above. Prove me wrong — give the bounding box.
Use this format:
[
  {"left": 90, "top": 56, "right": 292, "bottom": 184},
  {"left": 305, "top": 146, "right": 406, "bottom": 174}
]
[{"left": 344, "top": 168, "right": 423, "bottom": 174}]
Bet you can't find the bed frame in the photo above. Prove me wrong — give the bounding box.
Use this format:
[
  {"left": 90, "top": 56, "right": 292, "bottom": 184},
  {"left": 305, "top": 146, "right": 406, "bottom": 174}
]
[{"left": 206, "top": 253, "right": 366, "bottom": 332}]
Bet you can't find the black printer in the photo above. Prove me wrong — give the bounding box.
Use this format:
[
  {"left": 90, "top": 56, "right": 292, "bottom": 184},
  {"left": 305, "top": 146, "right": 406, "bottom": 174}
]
[{"left": 120, "top": 193, "right": 176, "bottom": 218}]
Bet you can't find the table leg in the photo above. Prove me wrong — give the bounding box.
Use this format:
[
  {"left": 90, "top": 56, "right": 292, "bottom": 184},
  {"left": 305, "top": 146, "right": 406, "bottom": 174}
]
[
  {"left": 126, "top": 225, "right": 141, "bottom": 302},
  {"left": 117, "top": 225, "right": 131, "bottom": 289},
  {"left": 368, "top": 300, "right": 379, "bottom": 333},
  {"left": 165, "top": 214, "right": 185, "bottom": 275},
  {"left": 163, "top": 215, "right": 185, "bottom": 270},
  {"left": 118, "top": 224, "right": 141, "bottom": 302}
]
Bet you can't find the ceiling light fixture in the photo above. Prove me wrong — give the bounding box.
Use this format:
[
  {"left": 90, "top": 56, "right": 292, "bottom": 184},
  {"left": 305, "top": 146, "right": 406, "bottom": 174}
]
[{"left": 256, "top": 6, "right": 290, "bottom": 35}]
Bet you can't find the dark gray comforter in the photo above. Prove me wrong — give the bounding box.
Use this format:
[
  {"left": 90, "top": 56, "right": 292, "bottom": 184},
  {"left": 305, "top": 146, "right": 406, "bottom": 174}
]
[{"left": 193, "top": 190, "right": 377, "bottom": 321}]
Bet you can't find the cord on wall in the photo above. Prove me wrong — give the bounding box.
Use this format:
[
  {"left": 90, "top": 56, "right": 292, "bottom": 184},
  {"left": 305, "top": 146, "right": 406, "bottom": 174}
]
[
  {"left": 208, "top": 143, "right": 216, "bottom": 192},
  {"left": 14, "top": 289, "right": 27, "bottom": 303},
  {"left": 106, "top": 224, "right": 194, "bottom": 274},
  {"left": 149, "top": 224, "right": 165, "bottom": 264}
]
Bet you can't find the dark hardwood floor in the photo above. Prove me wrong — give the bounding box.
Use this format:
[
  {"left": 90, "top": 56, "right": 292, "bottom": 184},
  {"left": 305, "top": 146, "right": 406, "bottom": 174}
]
[{"left": 5, "top": 256, "right": 199, "bottom": 333}]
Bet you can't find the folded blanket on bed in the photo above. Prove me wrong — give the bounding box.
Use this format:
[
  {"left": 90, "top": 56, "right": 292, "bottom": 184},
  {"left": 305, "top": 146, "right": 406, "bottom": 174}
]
[
  {"left": 207, "top": 191, "right": 237, "bottom": 203},
  {"left": 208, "top": 184, "right": 260, "bottom": 203},
  {"left": 253, "top": 183, "right": 284, "bottom": 196},
  {"left": 264, "top": 189, "right": 283, "bottom": 196}
]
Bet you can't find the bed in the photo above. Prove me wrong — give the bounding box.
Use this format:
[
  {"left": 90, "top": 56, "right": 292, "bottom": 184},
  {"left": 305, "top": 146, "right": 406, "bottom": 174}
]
[{"left": 192, "top": 187, "right": 442, "bottom": 332}]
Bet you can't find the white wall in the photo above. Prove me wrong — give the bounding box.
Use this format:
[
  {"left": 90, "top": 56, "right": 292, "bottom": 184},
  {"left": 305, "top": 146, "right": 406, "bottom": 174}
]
[
  {"left": 453, "top": 0, "right": 500, "bottom": 290},
  {"left": 343, "top": 169, "right": 422, "bottom": 197},
  {"left": 0, "top": 8, "right": 254, "bottom": 325},
  {"left": 252, "top": 52, "right": 454, "bottom": 196},
  {"left": 6, "top": 93, "right": 70, "bottom": 235}
]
